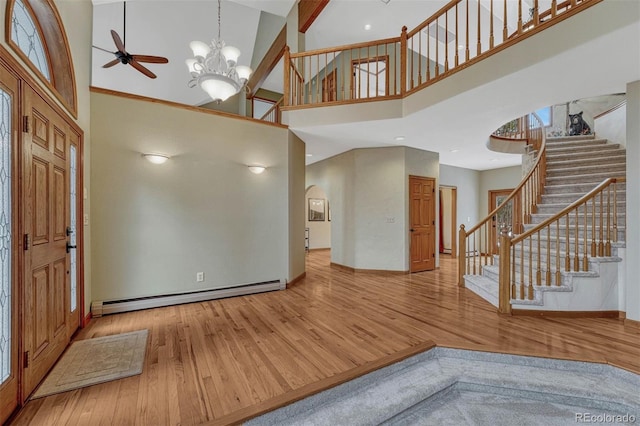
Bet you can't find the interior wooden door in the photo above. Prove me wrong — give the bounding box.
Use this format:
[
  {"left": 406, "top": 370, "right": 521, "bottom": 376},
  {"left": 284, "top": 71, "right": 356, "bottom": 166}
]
[
  {"left": 21, "top": 84, "right": 74, "bottom": 400},
  {"left": 322, "top": 69, "right": 337, "bottom": 102},
  {"left": 0, "top": 63, "right": 21, "bottom": 425},
  {"left": 409, "top": 176, "right": 436, "bottom": 272}
]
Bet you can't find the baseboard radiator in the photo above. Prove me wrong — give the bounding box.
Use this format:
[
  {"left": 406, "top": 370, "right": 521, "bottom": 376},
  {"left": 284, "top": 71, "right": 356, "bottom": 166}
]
[{"left": 91, "top": 279, "right": 285, "bottom": 317}]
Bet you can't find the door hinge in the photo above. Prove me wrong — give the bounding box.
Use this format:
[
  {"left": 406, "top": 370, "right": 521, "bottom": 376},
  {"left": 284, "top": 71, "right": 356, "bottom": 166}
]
[
  {"left": 432, "top": 253, "right": 435, "bottom": 257},
  {"left": 23, "top": 351, "right": 29, "bottom": 368},
  {"left": 432, "top": 220, "right": 435, "bottom": 225},
  {"left": 24, "top": 233, "right": 29, "bottom": 251},
  {"left": 23, "top": 115, "right": 30, "bottom": 133}
]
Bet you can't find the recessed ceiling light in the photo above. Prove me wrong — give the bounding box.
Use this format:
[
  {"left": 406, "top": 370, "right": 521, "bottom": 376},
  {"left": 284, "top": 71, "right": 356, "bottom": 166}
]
[
  {"left": 364, "top": 24, "right": 372, "bottom": 31},
  {"left": 458, "top": 44, "right": 465, "bottom": 50},
  {"left": 394, "top": 136, "right": 405, "bottom": 141},
  {"left": 450, "top": 149, "right": 460, "bottom": 153},
  {"left": 490, "top": 158, "right": 498, "bottom": 162},
  {"left": 306, "top": 154, "right": 313, "bottom": 157}
]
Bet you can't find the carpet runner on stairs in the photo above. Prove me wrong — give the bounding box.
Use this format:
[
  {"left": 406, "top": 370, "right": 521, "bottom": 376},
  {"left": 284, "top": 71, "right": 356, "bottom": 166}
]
[{"left": 465, "top": 135, "right": 626, "bottom": 309}]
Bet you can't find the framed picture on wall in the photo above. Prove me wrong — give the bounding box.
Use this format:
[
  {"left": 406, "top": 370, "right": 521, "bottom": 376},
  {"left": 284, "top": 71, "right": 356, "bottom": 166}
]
[{"left": 308, "top": 198, "right": 325, "bottom": 221}]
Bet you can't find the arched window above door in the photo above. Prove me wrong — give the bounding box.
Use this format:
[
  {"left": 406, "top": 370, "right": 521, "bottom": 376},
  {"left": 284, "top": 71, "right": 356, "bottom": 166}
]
[{"left": 5, "top": 0, "right": 78, "bottom": 117}]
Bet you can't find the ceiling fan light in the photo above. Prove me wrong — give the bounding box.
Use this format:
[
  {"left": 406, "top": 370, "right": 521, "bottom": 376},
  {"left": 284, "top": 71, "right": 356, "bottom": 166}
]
[
  {"left": 189, "top": 40, "right": 211, "bottom": 58},
  {"left": 235, "top": 65, "right": 252, "bottom": 81},
  {"left": 221, "top": 45, "right": 241, "bottom": 65}
]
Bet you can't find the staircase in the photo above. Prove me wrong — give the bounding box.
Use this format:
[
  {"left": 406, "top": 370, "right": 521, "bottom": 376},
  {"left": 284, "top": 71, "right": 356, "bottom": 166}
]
[{"left": 465, "top": 135, "right": 626, "bottom": 310}]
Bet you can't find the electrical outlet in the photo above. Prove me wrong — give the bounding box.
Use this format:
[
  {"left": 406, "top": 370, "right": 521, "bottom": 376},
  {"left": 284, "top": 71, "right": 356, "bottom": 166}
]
[
  {"left": 196, "top": 272, "right": 204, "bottom": 282},
  {"left": 83, "top": 214, "right": 89, "bottom": 226}
]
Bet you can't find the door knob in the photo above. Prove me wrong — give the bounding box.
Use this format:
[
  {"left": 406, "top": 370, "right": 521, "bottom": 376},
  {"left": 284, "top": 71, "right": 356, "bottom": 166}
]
[
  {"left": 410, "top": 228, "right": 415, "bottom": 232},
  {"left": 66, "top": 242, "right": 77, "bottom": 253}
]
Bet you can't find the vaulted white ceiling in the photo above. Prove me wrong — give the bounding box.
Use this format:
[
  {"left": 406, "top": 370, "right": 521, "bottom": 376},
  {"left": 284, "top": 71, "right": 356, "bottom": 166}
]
[{"left": 90, "top": 1, "right": 639, "bottom": 171}]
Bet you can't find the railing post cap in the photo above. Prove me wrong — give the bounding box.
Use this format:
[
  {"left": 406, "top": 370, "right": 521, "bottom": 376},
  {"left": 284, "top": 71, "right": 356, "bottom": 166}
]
[
  {"left": 460, "top": 224, "right": 465, "bottom": 230},
  {"left": 401, "top": 25, "right": 408, "bottom": 33}
]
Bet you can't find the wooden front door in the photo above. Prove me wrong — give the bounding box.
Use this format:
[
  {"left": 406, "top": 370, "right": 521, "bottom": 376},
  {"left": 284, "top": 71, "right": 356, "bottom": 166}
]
[
  {"left": 21, "top": 84, "right": 76, "bottom": 399},
  {"left": 0, "top": 63, "right": 20, "bottom": 425},
  {"left": 409, "top": 176, "right": 436, "bottom": 272}
]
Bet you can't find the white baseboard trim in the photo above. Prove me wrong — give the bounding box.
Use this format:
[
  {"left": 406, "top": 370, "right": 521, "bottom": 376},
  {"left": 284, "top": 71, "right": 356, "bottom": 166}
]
[{"left": 91, "top": 279, "right": 285, "bottom": 317}]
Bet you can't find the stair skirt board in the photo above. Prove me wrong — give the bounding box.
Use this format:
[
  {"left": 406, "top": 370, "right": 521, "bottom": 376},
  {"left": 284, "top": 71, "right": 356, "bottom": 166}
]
[
  {"left": 91, "top": 279, "right": 285, "bottom": 317},
  {"left": 511, "top": 309, "right": 624, "bottom": 318}
]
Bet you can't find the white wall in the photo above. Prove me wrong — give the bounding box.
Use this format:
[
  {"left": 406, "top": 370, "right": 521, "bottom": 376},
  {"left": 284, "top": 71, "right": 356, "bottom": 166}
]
[
  {"left": 440, "top": 164, "right": 480, "bottom": 233},
  {"left": 307, "top": 146, "right": 439, "bottom": 272},
  {"left": 91, "top": 91, "right": 295, "bottom": 302},
  {"left": 305, "top": 186, "right": 331, "bottom": 249},
  {"left": 595, "top": 103, "right": 627, "bottom": 147},
  {"left": 288, "top": 132, "right": 306, "bottom": 281},
  {"left": 440, "top": 187, "right": 453, "bottom": 253},
  {"left": 354, "top": 147, "right": 406, "bottom": 271},
  {"left": 478, "top": 166, "right": 522, "bottom": 220},
  {"left": 625, "top": 81, "right": 639, "bottom": 321}
]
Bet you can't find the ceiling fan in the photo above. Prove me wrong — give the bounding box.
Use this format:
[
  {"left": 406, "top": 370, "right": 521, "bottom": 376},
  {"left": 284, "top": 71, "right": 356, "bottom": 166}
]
[{"left": 92, "top": 2, "right": 168, "bottom": 79}]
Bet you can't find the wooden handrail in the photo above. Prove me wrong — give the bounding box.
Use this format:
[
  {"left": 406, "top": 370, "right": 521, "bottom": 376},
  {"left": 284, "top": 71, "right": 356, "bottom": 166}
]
[
  {"left": 458, "top": 112, "right": 546, "bottom": 287},
  {"left": 490, "top": 134, "right": 528, "bottom": 143},
  {"left": 500, "top": 176, "right": 626, "bottom": 304},
  {"left": 511, "top": 177, "right": 626, "bottom": 244},
  {"left": 465, "top": 113, "right": 545, "bottom": 236},
  {"left": 288, "top": 37, "right": 401, "bottom": 59},
  {"left": 593, "top": 100, "right": 627, "bottom": 120},
  {"left": 283, "top": 0, "right": 600, "bottom": 109},
  {"left": 407, "top": 0, "right": 461, "bottom": 38},
  {"left": 259, "top": 97, "right": 284, "bottom": 123}
]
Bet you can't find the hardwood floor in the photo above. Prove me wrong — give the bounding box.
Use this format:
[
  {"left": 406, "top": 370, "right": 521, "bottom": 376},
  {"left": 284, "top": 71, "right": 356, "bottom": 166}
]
[{"left": 11, "top": 251, "right": 640, "bottom": 425}]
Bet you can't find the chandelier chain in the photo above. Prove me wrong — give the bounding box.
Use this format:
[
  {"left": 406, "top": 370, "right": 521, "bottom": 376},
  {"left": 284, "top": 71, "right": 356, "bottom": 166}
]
[{"left": 218, "top": 0, "right": 221, "bottom": 40}]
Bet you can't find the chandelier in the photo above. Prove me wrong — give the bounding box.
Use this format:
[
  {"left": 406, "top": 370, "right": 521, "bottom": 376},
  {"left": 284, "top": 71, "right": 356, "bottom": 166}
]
[{"left": 186, "top": 0, "right": 252, "bottom": 103}]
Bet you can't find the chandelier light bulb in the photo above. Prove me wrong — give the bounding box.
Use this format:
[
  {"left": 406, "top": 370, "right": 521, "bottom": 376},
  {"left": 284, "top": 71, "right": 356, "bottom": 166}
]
[
  {"left": 186, "top": 0, "right": 253, "bottom": 103},
  {"left": 221, "top": 45, "right": 240, "bottom": 64},
  {"left": 189, "top": 41, "right": 211, "bottom": 58}
]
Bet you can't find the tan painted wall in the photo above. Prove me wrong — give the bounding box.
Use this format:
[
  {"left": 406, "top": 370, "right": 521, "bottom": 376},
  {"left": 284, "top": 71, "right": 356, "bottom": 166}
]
[{"left": 90, "top": 91, "right": 293, "bottom": 302}]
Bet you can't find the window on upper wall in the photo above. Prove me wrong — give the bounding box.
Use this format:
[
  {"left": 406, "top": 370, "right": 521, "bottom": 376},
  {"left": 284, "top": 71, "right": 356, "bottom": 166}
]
[
  {"left": 10, "top": 0, "right": 51, "bottom": 81},
  {"left": 533, "top": 106, "right": 552, "bottom": 127},
  {"left": 253, "top": 98, "right": 276, "bottom": 119},
  {"left": 6, "top": 0, "right": 78, "bottom": 117}
]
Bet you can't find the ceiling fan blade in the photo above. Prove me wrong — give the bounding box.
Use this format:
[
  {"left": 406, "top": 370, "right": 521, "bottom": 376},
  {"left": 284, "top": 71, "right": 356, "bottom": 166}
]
[
  {"left": 111, "top": 29, "right": 126, "bottom": 53},
  {"left": 130, "top": 60, "right": 157, "bottom": 79},
  {"left": 131, "top": 55, "right": 169, "bottom": 64},
  {"left": 102, "top": 59, "right": 121, "bottom": 68},
  {"left": 92, "top": 45, "right": 115, "bottom": 54}
]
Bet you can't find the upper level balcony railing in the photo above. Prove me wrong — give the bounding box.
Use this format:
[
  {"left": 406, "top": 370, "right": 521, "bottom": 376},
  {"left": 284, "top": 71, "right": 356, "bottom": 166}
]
[{"left": 283, "top": 0, "right": 600, "bottom": 109}]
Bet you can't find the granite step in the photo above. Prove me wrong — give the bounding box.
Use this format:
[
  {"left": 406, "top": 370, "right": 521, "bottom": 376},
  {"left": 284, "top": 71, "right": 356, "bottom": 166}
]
[
  {"left": 546, "top": 153, "right": 627, "bottom": 169},
  {"left": 545, "top": 143, "right": 619, "bottom": 154},
  {"left": 546, "top": 163, "right": 625, "bottom": 177},
  {"left": 545, "top": 171, "right": 626, "bottom": 185},
  {"left": 534, "top": 201, "right": 626, "bottom": 215},
  {"left": 543, "top": 182, "right": 625, "bottom": 195}
]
